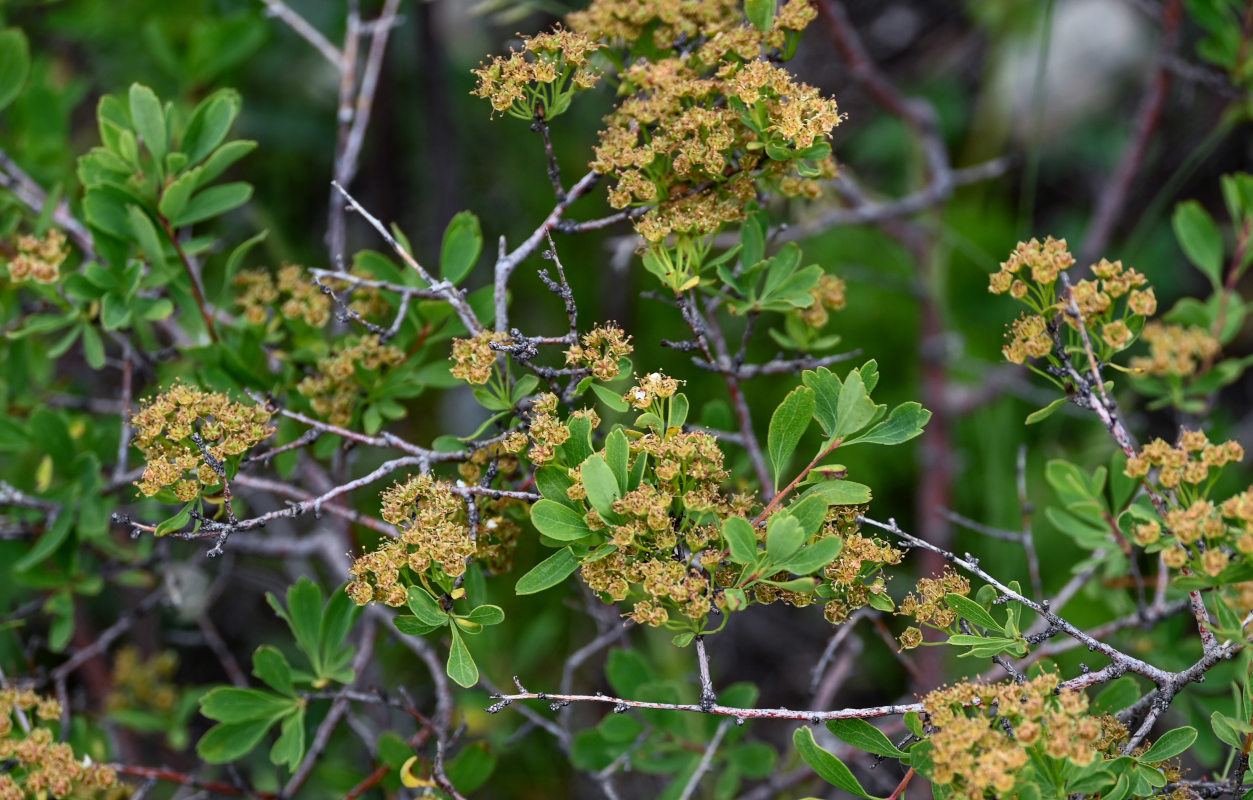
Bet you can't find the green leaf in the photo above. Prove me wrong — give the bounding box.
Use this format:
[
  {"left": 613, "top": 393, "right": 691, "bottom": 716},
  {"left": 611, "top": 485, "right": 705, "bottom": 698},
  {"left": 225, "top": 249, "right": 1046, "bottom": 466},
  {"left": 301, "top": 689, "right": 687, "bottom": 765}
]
[
  {"left": 944, "top": 593, "right": 1004, "bottom": 633},
  {"left": 1091, "top": 677, "right": 1141, "bottom": 715},
  {"left": 267, "top": 578, "right": 323, "bottom": 672},
  {"left": 0, "top": 28, "right": 31, "bottom": 113},
  {"left": 799, "top": 480, "right": 871, "bottom": 506},
  {"left": 531, "top": 499, "right": 595, "bottom": 541},
  {"left": 724, "top": 517, "right": 759, "bottom": 565},
  {"left": 128, "top": 205, "right": 168, "bottom": 274},
  {"left": 827, "top": 719, "right": 908, "bottom": 759},
  {"left": 270, "top": 707, "right": 305, "bottom": 771},
  {"left": 580, "top": 454, "right": 620, "bottom": 519},
  {"left": 765, "top": 515, "right": 805, "bottom": 564},
  {"left": 767, "top": 385, "right": 815, "bottom": 490},
  {"left": 181, "top": 88, "right": 242, "bottom": 165},
  {"left": 778, "top": 536, "right": 842, "bottom": 575},
  {"left": 1025, "top": 396, "right": 1068, "bottom": 425},
  {"left": 515, "top": 546, "right": 581, "bottom": 594},
  {"left": 447, "top": 626, "right": 479, "bottom": 687},
  {"left": 835, "top": 369, "right": 877, "bottom": 438},
  {"left": 158, "top": 167, "right": 202, "bottom": 221},
  {"left": 153, "top": 502, "right": 193, "bottom": 537},
  {"left": 393, "top": 615, "right": 441, "bottom": 636},
  {"left": 590, "top": 382, "right": 630, "bottom": 412},
  {"left": 197, "top": 140, "right": 257, "bottom": 186},
  {"left": 200, "top": 687, "right": 296, "bottom": 723},
  {"left": 1172, "top": 200, "right": 1223, "bottom": 287},
  {"left": 459, "top": 604, "right": 505, "bottom": 627},
  {"left": 15, "top": 510, "right": 75, "bottom": 572},
  {"left": 172, "top": 182, "right": 253, "bottom": 227},
  {"left": 786, "top": 493, "right": 829, "bottom": 536},
  {"left": 440, "top": 211, "right": 482, "bottom": 285},
  {"left": 197, "top": 718, "right": 275, "bottom": 763},
  {"left": 447, "top": 741, "right": 497, "bottom": 794},
  {"left": 252, "top": 646, "right": 295, "bottom": 695},
  {"left": 129, "top": 84, "right": 168, "bottom": 162},
  {"left": 802, "top": 367, "right": 842, "bottom": 437},
  {"left": 604, "top": 428, "right": 630, "bottom": 492},
  {"left": 793, "top": 727, "right": 880, "bottom": 799},
  {"left": 1138, "top": 726, "right": 1196, "bottom": 762},
  {"left": 101, "top": 292, "right": 133, "bottom": 331},
  {"left": 407, "top": 586, "right": 449, "bottom": 627},
  {"left": 852, "top": 402, "right": 930, "bottom": 445},
  {"left": 80, "top": 325, "right": 105, "bottom": 369},
  {"left": 745, "top": 0, "right": 776, "bottom": 31},
  {"left": 318, "top": 587, "right": 360, "bottom": 680}
]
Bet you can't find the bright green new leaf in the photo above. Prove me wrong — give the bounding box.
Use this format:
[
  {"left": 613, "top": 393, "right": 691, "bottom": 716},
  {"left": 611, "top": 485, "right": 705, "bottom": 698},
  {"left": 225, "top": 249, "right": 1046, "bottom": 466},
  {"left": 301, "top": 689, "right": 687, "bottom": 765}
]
[
  {"left": 441, "top": 211, "right": 482, "bottom": 285},
  {"left": 745, "top": 0, "right": 776, "bottom": 32},
  {"left": 767, "top": 385, "right": 815, "bottom": 490},
  {"left": 604, "top": 428, "right": 629, "bottom": 492},
  {"left": 182, "top": 88, "right": 242, "bottom": 165},
  {"left": 799, "top": 480, "right": 871, "bottom": 506},
  {"left": 778, "top": 535, "right": 842, "bottom": 575},
  {"left": 1025, "top": 396, "right": 1068, "bottom": 425},
  {"left": 393, "top": 615, "right": 442, "bottom": 636}
]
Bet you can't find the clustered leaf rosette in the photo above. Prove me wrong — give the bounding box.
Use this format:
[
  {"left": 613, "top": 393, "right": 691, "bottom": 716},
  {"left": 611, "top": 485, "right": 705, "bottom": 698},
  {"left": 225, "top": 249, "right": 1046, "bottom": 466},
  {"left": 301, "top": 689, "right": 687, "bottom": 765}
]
[
  {"left": 0, "top": 689, "right": 120, "bottom": 800},
  {"left": 989, "top": 237, "right": 1156, "bottom": 369},
  {"left": 132, "top": 382, "right": 274, "bottom": 505},
  {"left": 471, "top": 27, "right": 603, "bottom": 121}
]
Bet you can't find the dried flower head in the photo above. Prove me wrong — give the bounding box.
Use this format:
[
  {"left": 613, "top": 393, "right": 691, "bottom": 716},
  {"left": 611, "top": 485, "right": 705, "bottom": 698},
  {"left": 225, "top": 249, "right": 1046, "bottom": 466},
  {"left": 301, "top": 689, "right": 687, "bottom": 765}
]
[{"left": 6, "top": 229, "right": 68, "bottom": 284}]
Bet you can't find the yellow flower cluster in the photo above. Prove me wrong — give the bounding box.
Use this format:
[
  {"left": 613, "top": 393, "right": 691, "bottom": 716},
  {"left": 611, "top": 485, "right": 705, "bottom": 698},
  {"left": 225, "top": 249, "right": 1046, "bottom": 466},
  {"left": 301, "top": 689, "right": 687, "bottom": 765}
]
[
  {"left": 6, "top": 229, "right": 68, "bottom": 284},
  {"left": 1125, "top": 429, "right": 1243, "bottom": 490},
  {"left": 822, "top": 530, "right": 902, "bottom": 624},
  {"left": 1125, "top": 429, "right": 1249, "bottom": 575},
  {"left": 1129, "top": 322, "right": 1220, "bottom": 377},
  {"left": 991, "top": 238, "right": 1157, "bottom": 365},
  {"left": 296, "top": 334, "right": 405, "bottom": 427},
  {"left": 132, "top": 383, "right": 274, "bottom": 500},
  {"left": 897, "top": 567, "right": 971, "bottom": 640},
  {"left": 234, "top": 265, "right": 388, "bottom": 327},
  {"left": 922, "top": 673, "right": 1120, "bottom": 799},
  {"left": 450, "top": 331, "right": 510, "bottom": 385},
  {"left": 623, "top": 371, "right": 680, "bottom": 409},
  {"left": 799, "top": 273, "right": 847, "bottom": 328},
  {"left": 593, "top": 53, "right": 840, "bottom": 241},
  {"left": 526, "top": 393, "right": 571, "bottom": 464},
  {"left": 988, "top": 236, "right": 1075, "bottom": 299},
  {"left": 1001, "top": 313, "right": 1053, "bottom": 364},
  {"left": 347, "top": 475, "right": 472, "bottom": 606},
  {"left": 471, "top": 27, "right": 602, "bottom": 119},
  {"left": 107, "top": 646, "right": 178, "bottom": 714},
  {"left": 568, "top": 0, "right": 814, "bottom": 56},
  {"left": 0, "top": 690, "right": 119, "bottom": 800},
  {"left": 565, "top": 324, "right": 633, "bottom": 381}
]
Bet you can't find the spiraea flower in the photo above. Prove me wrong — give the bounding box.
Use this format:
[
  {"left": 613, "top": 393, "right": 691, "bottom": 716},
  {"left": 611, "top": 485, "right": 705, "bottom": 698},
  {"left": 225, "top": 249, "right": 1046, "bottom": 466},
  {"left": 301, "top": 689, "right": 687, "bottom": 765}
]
[
  {"left": 132, "top": 383, "right": 274, "bottom": 499},
  {"left": 6, "top": 229, "right": 69, "bottom": 284},
  {"left": 565, "top": 324, "right": 633, "bottom": 380}
]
